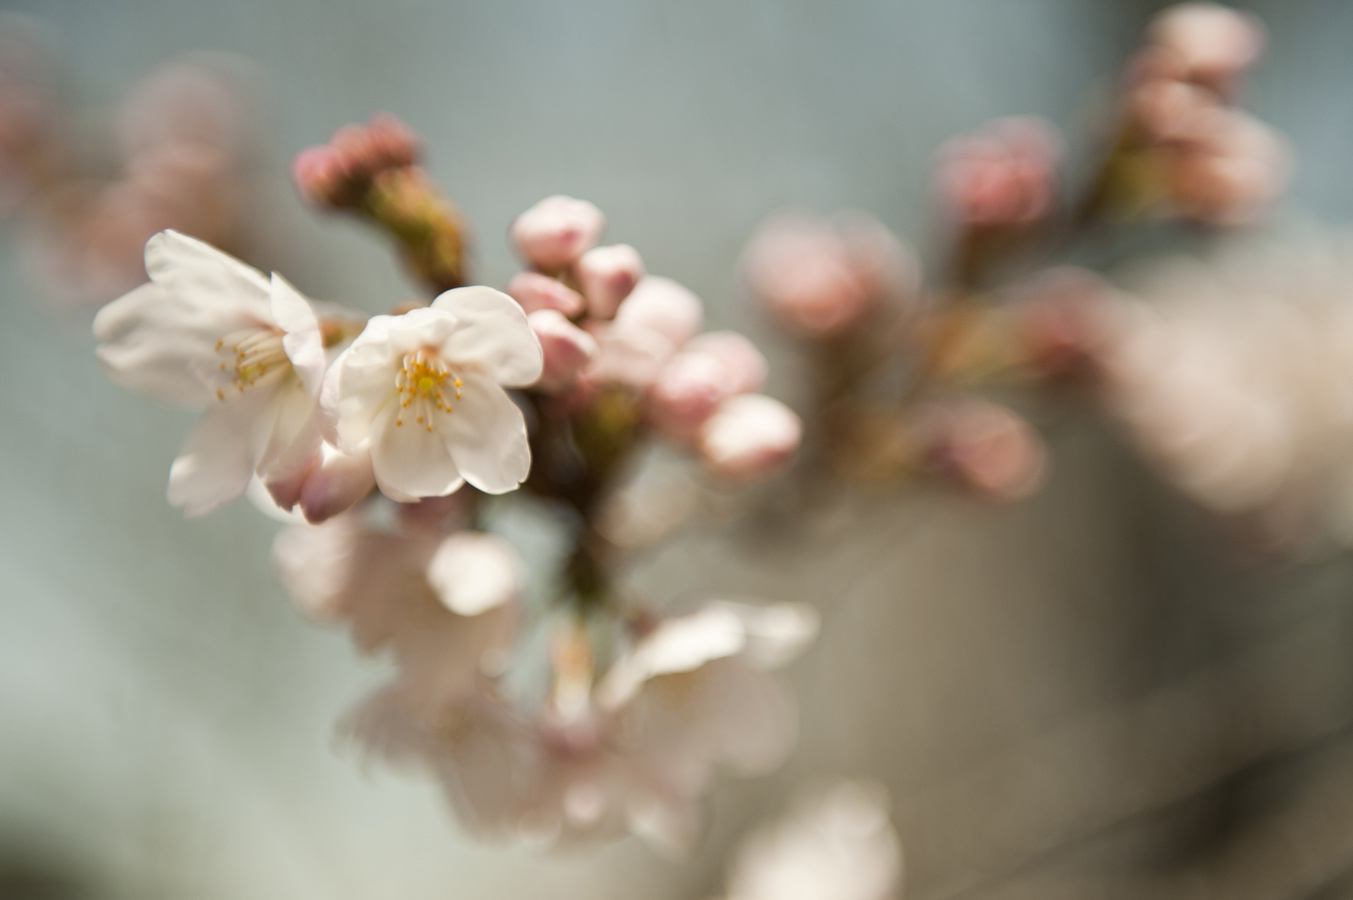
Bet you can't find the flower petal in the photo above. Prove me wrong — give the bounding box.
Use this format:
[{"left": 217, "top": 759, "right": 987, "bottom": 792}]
[
  {"left": 321, "top": 317, "right": 400, "bottom": 450},
  {"left": 370, "top": 405, "right": 466, "bottom": 501},
  {"left": 145, "top": 229, "right": 271, "bottom": 320},
  {"left": 167, "top": 389, "right": 274, "bottom": 516},
  {"left": 437, "top": 371, "right": 531, "bottom": 494},
  {"left": 433, "top": 286, "right": 544, "bottom": 387},
  {"left": 271, "top": 273, "right": 326, "bottom": 399},
  {"left": 93, "top": 282, "right": 216, "bottom": 405}
]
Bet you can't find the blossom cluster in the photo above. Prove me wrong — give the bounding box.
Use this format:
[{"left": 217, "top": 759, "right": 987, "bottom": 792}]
[{"left": 93, "top": 109, "right": 815, "bottom": 847}]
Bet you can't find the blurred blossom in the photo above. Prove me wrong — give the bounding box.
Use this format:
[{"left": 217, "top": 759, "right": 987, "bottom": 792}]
[
  {"left": 274, "top": 515, "right": 521, "bottom": 715},
  {"left": 584, "top": 275, "right": 705, "bottom": 390},
  {"left": 1161, "top": 106, "right": 1290, "bottom": 227},
  {"left": 93, "top": 231, "right": 326, "bottom": 516},
  {"left": 914, "top": 399, "right": 1047, "bottom": 502},
  {"left": 1147, "top": 2, "right": 1266, "bottom": 97},
  {"left": 648, "top": 331, "right": 768, "bottom": 442},
  {"left": 347, "top": 600, "right": 818, "bottom": 851},
  {"left": 510, "top": 194, "right": 607, "bottom": 272},
  {"left": 741, "top": 211, "right": 919, "bottom": 339},
  {"left": 321, "top": 286, "right": 543, "bottom": 500},
  {"left": 721, "top": 780, "right": 904, "bottom": 900},
  {"left": 1099, "top": 238, "right": 1353, "bottom": 548},
  {"left": 595, "top": 454, "right": 700, "bottom": 549},
  {"left": 0, "top": 15, "right": 63, "bottom": 209},
  {"left": 1011, "top": 266, "right": 1118, "bottom": 381},
  {"left": 935, "top": 117, "right": 1062, "bottom": 230},
  {"left": 19, "top": 53, "right": 260, "bottom": 311},
  {"left": 698, "top": 394, "right": 803, "bottom": 482}
]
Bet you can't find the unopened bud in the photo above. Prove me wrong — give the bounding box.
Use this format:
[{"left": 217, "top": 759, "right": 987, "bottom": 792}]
[
  {"left": 698, "top": 394, "right": 802, "bottom": 481},
  {"left": 510, "top": 195, "right": 606, "bottom": 270},
  {"left": 529, "top": 308, "right": 599, "bottom": 393},
  {"left": 507, "top": 270, "right": 586, "bottom": 318},
  {"left": 576, "top": 243, "right": 644, "bottom": 320}
]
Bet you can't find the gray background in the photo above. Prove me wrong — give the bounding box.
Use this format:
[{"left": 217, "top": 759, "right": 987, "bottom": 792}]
[{"left": 3, "top": 1, "right": 1353, "bottom": 898}]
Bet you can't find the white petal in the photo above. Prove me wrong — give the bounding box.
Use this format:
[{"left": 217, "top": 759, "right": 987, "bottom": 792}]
[
  {"left": 715, "top": 600, "right": 820, "bottom": 670},
  {"left": 433, "top": 286, "right": 544, "bottom": 387},
  {"left": 167, "top": 389, "right": 272, "bottom": 516},
  {"left": 426, "top": 532, "right": 524, "bottom": 616},
  {"left": 321, "top": 318, "right": 399, "bottom": 451},
  {"left": 255, "top": 380, "right": 323, "bottom": 484},
  {"left": 93, "top": 282, "right": 216, "bottom": 405},
  {"left": 271, "top": 272, "right": 326, "bottom": 398},
  {"left": 370, "top": 405, "right": 466, "bottom": 501},
  {"left": 144, "top": 229, "right": 271, "bottom": 319},
  {"left": 438, "top": 370, "right": 531, "bottom": 494}
]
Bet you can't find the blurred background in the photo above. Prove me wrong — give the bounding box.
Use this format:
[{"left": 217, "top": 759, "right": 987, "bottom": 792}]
[{"left": 3, "top": 0, "right": 1353, "bottom": 898}]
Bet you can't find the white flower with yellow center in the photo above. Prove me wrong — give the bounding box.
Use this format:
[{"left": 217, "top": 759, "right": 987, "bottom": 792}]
[
  {"left": 93, "top": 230, "right": 326, "bottom": 516},
  {"left": 320, "top": 286, "right": 543, "bottom": 500}
]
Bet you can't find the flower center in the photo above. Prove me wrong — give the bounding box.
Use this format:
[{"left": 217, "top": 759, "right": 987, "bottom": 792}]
[
  {"left": 214, "top": 327, "right": 290, "bottom": 399},
  {"left": 395, "top": 349, "right": 463, "bottom": 432}
]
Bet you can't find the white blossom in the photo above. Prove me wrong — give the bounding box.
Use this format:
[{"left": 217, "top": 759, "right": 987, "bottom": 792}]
[
  {"left": 93, "top": 230, "right": 325, "bottom": 516},
  {"left": 320, "top": 286, "right": 543, "bottom": 501}
]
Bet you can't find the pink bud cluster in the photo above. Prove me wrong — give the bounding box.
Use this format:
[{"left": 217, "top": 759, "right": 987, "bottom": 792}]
[
  {"left": 510, "top": 195, "right": 802, "bottom": 481},
  {"left": 934, "top": 117, "right": 1063, "bottom": 231},
  {"left": 1126, "top": 3, "right": 1288, "bottom": 227},
  {"left": 291, "top": 113, "right": 421, "bottom": 208},
  {"left": 740, "top": 211, "right": 920, "bottom": 339}
]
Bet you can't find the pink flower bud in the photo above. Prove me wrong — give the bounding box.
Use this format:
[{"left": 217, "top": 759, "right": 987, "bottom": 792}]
[
  {"left": 264, "top": 445, "right": 376, "bottom": 523},
  {"left": 648, "top": 351, "right": 730, "bottom": 442},
  {"left": 698, "top": 394, "right": 802, "bottom": 481},
  {"left": 1012, "top": 267, "right": 1117, "bottom": 380},
  {"left": 918, "top": 400, "right": 1047, "bottom": 502},
  {"left": 684, "top": 331, "right": 768, "bottom": 394},
  {"left": 575, "top": 243, "right": 645, "bottom": 320},
  {"left": 506, "top": 270, "right": 586, "bottom": 317},
  {"left": 509, "top": 195, "right": 606, "bottom": 270},
  {"left": 297, "top": 447, "right": 376, "bottom": 523},
  {"left": 612, "top": 276, "right": 704, "bottom": 348},
  {"left": 936, "top": 117, "right": 1063, "bottom": 229},
  {"left": 1148, "top": 3, "right": 1265, "bottom": 96},
  {"left": 529, "top": 308, "right": 599, "bottom": 393},
  {"left": 1163, "top": 107, "right": 1290, "bottom": 227},
  {"left": 741, "top": 212, "right": 918, "bottom": 339},
  {"left": 290, "top": 145, "right": 348, "bottom": 206}
]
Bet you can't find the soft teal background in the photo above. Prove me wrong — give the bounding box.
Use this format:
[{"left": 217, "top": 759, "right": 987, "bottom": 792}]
[{"left": 3, "top": 1, "right": 1353, "bottom": 898}]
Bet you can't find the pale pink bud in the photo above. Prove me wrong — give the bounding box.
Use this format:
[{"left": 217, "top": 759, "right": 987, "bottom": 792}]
[
  {"left": 936, "top": 117, "right": 1063, "bottom": 229},
  {"left": 290, "top": 145, "right": 348, "bottom": 206},
  {"left": 742, "top": 215, "right": 870, "bottom": 338},
  {"left": 698, "top": 394, "right": 802, "bottom": 481},
  {"left": 1129, "top": 73, "right": 1218, "bottom": 142},
  {"left": 1165, "top": 107, "right": 1289, "bottom": 226},
  {"left": 509, "top": 195, "right": 606, "bottom": 270},
  {"left": 684, "top": 331, "right": 768, "bottom": 394},
  {"left": 298, "top": 448, "right": 376, "bottom": 523},
  {"left": 265, "top": 445, "right": 376, "bottom": 524},
  {"left": 612, "top": 276, "right": 704, "bottom": 348},
  {"left": 648, "top": 332, "right": 768, "bottom": 441},
  {"left": 1013, "top": 267, "right": 1116, "bottom": 379},
  {"left": 741, "top": 212, "right": 918, "bottom": 338},
  {"left": 575, "top": 243, "right": 645, "bottom": 319},
  {"left": 529, "top": 308, "right": 599, "bottom": 393},
  {"left": 648, "top": 351, "right": 730, "bottom": 442},
  {"left": 506, "top": 270, "right": 586, "bottom": 317},
  {"left": 919, "top": 400, "right": 1047, "bottom": 502},
  {"left": 1148, "top": 3, "right": 1265, "bottom": 96}
]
